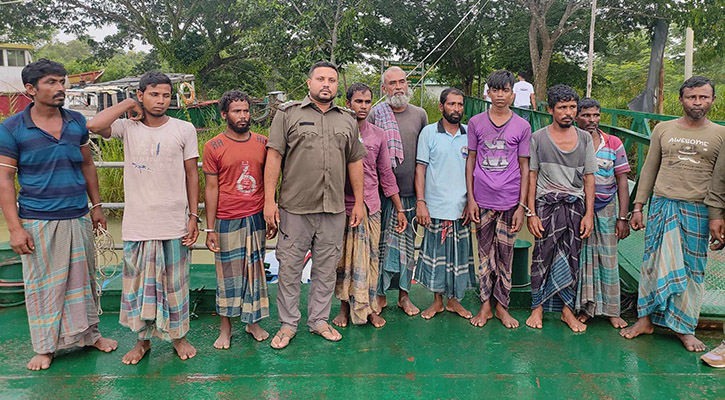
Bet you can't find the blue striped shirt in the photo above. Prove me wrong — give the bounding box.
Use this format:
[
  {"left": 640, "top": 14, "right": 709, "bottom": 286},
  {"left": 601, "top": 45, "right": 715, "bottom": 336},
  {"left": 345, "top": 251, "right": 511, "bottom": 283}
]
[{"left": 0, "top": 103, "right": 90, "bottom": 220}]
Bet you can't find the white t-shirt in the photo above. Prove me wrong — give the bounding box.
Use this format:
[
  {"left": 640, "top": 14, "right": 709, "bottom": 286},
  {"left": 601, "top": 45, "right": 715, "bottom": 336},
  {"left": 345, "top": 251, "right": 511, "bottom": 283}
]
[
  {"left": 513, "top": 80, "right": 535, "bottom": 107},
  {"left": 483, "top": 83, "right": 491, "bottom": 101},
  {"left": 109, "top": 117, "right": 199, "bottom": 241}
]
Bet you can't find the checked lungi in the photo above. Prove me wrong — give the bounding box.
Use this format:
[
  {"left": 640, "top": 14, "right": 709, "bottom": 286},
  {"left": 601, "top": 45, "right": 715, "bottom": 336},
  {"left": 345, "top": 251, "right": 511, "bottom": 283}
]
[
  {"left": 476, "top": 207, "right": 517, "bottom": 309},
  {"left": 531, "top": 192, "right": 585, "bottom": 312},
  {"left": 636, "top": 196, "right": 708, "bottom": 335},
  {"left": 215, "top": 212, "right": 270, "bottom": 324},
  {"left": 335, "top": 210, "right": 382, "bottom": 325},
  {"left": 377, "top": 195, "right": 416, "bottom": 295},
  {"left": 120, "top": 238, "right": 190, "bottom": 341},
  {"left": 22, "top": 216, "right": 101, "bottom": 354},
  {"left": 415, "top": 218, "right": 475, "bottom": 301},
  {"left": 576, "top": 201, "right": 621, "bottom": 317}
]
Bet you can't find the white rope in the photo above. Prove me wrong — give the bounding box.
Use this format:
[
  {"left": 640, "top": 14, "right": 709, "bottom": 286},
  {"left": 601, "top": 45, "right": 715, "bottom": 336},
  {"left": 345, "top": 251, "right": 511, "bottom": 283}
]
[{"left": 93, "top": 226, "right": 119, "bottom": 315}]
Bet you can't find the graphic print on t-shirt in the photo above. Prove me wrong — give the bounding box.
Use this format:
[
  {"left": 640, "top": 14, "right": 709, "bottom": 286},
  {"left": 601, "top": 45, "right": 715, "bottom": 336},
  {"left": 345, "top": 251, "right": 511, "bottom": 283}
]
[
  {"left": 480, "top": 133, "right": 511, "bottom": 171},
  {"left": 236, "top": 161, "right": 257, "bottom": 194},
  {"left": 667, "top": 137, "right": 709, "bottom": 171}
]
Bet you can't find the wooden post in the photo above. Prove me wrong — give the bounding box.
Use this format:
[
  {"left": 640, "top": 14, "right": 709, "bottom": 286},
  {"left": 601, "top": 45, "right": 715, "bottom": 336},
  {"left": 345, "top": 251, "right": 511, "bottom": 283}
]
[{"left": 684, "top": 27, "right": 694, "bottom": 80}]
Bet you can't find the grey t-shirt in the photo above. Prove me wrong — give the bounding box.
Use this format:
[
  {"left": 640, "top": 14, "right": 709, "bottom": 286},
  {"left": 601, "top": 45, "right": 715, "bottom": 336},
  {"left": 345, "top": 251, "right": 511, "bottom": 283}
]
[
  {"left": 369, "top": 104, "right": 428, "bottom": 197},
  {"left": 529, "top": 126, "right": 598, "bottom": 199}
]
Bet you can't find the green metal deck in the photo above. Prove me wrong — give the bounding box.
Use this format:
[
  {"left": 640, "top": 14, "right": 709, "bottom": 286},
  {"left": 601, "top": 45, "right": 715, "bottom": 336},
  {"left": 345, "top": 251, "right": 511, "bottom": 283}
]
[{"left": 0, "top": 283, "right": 723, "bottom": 399}]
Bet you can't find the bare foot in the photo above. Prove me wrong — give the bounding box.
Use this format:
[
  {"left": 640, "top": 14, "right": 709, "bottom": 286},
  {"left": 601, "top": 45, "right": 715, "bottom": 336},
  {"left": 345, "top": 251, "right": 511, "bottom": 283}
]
[
  {"left": 173, "top": 337, "right": 196, "bottom": 360},
  {"left": 398, "top": 292, "right": 420, "bottom": 316},
  {"left": 332, "top": 301, "right": 350, "bottom": 327},
  {"left": 561, "top": 307, "right": 587, "bottom": 332},
  {"left": 309, "top": 323, "right": 342, "bottom": 342},
  {"left": 91, "top": 336, "right": 118, "bottom": 352},
  {"left": 369, "top": 313, "right": 386, "bottom": 328},
  {"left": 609, "top": 316, "right": 628, "bottom": 329},
  {"left": 245, "top": 323, "right": 270, "bottom": 342},
  {"left": 376, "top": 295, "right": 387, "bottom": 312},
  {"left": 676, "top": 333, "right": 707, "bottom": 352},
  {"left": 526, "top": 306, "right": 543, "bottom": 329},
  {"left": 577, "top": 314, "right": 590, "bottom": 323},
  {"left": 270, "top": 328, "right": 296, "bottom": 349},
  {"left": 421, "top": 295, "right": 444, "bottom": 320},
  {"left": 27, "top": 353, "right": 53, "bottom": 371},
  {"left": 470, "top": 301, "right": 493, "bottom": 327},
  {"left": 445, "top": 298, "right": 472, "bottom": 319},
  {"left": 495, "top": 303, "right": 519, "bottom": 329},
  {"left": 214, "top": 317, "right": 232, "bottom": 349},
  {"left": 122, "top": 340, "right": 151, "bottom": 365},
  {"left": 620, "top": 317, "right": 654, "bottom": 339}
]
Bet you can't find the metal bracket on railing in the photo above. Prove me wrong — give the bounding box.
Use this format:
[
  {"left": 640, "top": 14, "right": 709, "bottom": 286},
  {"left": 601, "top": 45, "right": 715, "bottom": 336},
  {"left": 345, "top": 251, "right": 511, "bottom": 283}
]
[{"left": 189, "top": 285, "right": 205, "bottom": 320}]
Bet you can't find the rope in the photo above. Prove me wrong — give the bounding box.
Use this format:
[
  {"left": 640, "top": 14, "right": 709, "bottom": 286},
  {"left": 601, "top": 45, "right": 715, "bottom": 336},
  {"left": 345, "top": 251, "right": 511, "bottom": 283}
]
[{"left": 93, "top": 226, "right": 119, "bottom": 315}]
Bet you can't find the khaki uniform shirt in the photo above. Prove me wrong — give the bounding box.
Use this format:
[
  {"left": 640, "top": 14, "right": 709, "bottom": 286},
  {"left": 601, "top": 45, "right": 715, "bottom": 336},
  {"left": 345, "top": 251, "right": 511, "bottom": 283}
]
[{"left": 267, "top": 95, "right": 367, "bottom": 214}]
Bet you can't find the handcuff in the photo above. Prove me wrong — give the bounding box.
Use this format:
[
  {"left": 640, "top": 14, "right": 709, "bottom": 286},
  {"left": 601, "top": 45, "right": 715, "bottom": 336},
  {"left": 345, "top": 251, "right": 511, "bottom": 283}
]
[
  {"left": 617, "top": 212, "right": 633, "bottom": 222},
  {"left": 189, "top": 212, "right": 216, "bottom": 233},
  {"left": 519, "top": 202, "right": 536, "bottom": 218}
]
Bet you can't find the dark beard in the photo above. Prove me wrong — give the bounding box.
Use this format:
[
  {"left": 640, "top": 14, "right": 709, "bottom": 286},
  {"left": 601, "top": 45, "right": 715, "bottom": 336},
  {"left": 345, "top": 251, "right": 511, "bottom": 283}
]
[
  {"left": 229, "top": 121, "right": 250, "bottom": 134},
  {"left": 443, "top": 111, "right": 461, "bottom": 124},
  {"left": 146, "top": 110, "right": 166, "bottom": 118}
]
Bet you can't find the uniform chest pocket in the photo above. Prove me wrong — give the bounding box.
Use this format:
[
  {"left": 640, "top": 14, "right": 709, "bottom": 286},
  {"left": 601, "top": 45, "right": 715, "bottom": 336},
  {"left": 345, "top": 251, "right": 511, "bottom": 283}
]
[
  {"left": 333, "top": 128, "right": 351, "bottom": 150},
  {"left": 298, "top": 130, "right": 321, "bottom": 149}
]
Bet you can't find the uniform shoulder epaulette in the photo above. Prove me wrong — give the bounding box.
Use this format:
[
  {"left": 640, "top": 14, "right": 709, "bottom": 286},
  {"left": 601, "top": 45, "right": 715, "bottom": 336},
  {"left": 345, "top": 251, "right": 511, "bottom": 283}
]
[
  {"left": 277, "top": 100, "right": 301, "bottom": 112},
  {"left": 339, "top": 106, "right": 355, "bottom": 117}
]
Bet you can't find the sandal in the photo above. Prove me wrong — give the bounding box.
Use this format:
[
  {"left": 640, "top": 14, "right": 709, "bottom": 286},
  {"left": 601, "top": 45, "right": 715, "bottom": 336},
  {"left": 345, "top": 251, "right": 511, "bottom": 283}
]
[
  {"left": 309, "top": 324, "right": 342, "bottom": 342},
  {"left": 270, "top": 328, "right": 296, "bottom": 350}
]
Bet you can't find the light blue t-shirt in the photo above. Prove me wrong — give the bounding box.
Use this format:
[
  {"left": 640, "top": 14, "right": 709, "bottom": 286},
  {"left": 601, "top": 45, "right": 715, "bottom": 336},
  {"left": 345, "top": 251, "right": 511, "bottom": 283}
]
[{"left": 416, "top": 121, "right": 469, "bottom": 220}]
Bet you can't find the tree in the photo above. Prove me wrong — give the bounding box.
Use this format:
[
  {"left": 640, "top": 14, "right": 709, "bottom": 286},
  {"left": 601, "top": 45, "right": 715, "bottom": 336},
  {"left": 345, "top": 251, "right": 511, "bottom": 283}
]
[
  {"left": 516, "top": 0, "right": 589, "bottom": 101},
  {"left": 59, "top": 0, "right": 277, "bottom": 80},
  {"left": 0, "top": 0, "right": 55, "bottom": 44}
]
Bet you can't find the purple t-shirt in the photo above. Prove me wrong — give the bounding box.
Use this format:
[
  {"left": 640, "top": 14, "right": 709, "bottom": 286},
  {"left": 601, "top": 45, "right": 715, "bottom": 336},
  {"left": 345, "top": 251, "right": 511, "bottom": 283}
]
[{"left": 467, "top": 111, "right": 531, "bottom": 211}]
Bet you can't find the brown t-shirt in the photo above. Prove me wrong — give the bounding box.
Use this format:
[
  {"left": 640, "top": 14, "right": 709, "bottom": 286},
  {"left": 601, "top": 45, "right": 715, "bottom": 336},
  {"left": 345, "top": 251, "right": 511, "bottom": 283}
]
[
  {"left": 635, "top": 119, "right": 725, "bottom": 206},
  {"left": 267, "top": 96, "right": 367, "bottom": 215}
]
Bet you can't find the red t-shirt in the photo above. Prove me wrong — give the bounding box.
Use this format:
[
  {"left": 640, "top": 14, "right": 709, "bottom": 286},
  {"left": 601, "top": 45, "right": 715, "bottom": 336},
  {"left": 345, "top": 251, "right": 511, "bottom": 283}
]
[{"left": 202, "top": 132, "right": 267, "bottom": 220}]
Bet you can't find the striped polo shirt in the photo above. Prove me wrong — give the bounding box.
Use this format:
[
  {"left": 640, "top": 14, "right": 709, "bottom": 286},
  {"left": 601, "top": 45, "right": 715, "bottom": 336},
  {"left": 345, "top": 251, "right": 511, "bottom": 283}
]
[{"left": 0, "top": 103, "right": 90, "bottom": 220}]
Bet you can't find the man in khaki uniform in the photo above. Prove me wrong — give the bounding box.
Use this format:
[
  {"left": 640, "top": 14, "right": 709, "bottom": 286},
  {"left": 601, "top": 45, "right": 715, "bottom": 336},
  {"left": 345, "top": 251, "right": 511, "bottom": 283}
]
[{"left": 264, "top": 61, "right": 367, "bottom": 349}]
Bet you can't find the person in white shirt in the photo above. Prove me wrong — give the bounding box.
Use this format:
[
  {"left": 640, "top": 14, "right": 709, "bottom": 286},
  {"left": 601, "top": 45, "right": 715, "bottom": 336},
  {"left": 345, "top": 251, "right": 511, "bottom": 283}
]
[{"left": 513, "top": 72, "right": 536, "bottom": 122}]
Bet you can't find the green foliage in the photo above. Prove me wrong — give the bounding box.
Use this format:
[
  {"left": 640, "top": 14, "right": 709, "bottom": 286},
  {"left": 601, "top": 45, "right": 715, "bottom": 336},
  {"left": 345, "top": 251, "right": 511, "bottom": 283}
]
[{"left": 0, "top": 0, "right": 54, "bottom": 44}]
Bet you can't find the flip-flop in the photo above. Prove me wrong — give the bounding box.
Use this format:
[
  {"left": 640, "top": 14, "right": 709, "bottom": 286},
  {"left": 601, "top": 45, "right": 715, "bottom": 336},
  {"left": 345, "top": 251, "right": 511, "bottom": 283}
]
[
  {"left": 270, "top": 329, "right": 295, "bottom": 349},
  {"left": 309, "top": 324, "right": 342, "bottom": 342}
]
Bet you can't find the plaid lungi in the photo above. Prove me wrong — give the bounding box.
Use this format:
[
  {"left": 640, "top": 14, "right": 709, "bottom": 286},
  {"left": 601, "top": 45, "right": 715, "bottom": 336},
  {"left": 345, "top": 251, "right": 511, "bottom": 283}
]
[
  {"left": 476, "top": 206, "right": 517, "bottom": 308},
  {"left": 377, "top": 195, "right": 416, "bottom": 295},
  {"left": 415, "top": 218, "right": 475, "bottom": 301},
  {"left": 215, "top": 212, "right": 269, "bottom": 324},
  {"left": 22, "top": 216, "right": 101, "bottom": 354},
  {"left": 576, "top": 200, "right": 620, "bottom": 317},
  {"left": 637, "top": 196, "right": 708, "bottom": 335},
  {"left": 531, "top": 193, "right": 585, "bottom": 312},
  {"left": 120, "top": 238, "right": 190, "bottom": 341},
  {"left": 335, "top": 210, "right": 382, "bottom": 325}
]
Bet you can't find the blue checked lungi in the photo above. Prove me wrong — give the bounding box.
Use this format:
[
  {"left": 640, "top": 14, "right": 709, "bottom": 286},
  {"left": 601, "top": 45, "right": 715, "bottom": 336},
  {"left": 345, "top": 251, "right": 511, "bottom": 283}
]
[
  {"left": 377, "top": 195, "right": 417, "bottom": 295},
  {"left": 415, "top": 218, "right": 475, "bottom": 301},
  {"left": 637, "top": 196, "right": 708, "bottom": 335}
]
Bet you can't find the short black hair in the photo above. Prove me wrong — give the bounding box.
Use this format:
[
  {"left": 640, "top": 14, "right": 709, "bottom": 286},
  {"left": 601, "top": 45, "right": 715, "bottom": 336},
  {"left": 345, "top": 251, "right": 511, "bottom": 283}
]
[
  {"left": 487, "top": 70, "right": 515, "bottom": 90},
  {"left": 21, "top": 58, "right": 67, "bottom": 87},
  {"left": 346, "top": 83, "right": 372, "bottom": 101},
  {"left": 218, "top": 90, "right": 251, "bottom": 114},
  {"left": 679, "top": 76, "right": 715, "bottom": 98},
  {"left": 547, "top": 84, "right": 579, "bottom": 109},
  {"left": 518, "top": 71, "right": 528, "bottom": 80},
  {"left": 139, "top": 71, "right": 172, "bottom": 92},
  {"left": 440, "top": 87, "right": 464, "bottom": 104},
  {"left": 577, "top": 97, "right": 600, "bottom": 114},
  {"left": 308, "top": 61, "right": 339, "bottom": 77}
]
